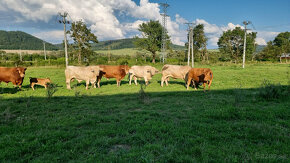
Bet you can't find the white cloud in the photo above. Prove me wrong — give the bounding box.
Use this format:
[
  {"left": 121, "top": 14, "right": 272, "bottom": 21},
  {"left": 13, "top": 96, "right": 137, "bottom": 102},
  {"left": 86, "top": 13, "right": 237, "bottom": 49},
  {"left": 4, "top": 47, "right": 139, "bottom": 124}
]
[
  {"left": 33, "top": 30, "right": 64, "bottom": 43},
  {"left": 255, "top": 38, "right": 267, "bottom": 45}
]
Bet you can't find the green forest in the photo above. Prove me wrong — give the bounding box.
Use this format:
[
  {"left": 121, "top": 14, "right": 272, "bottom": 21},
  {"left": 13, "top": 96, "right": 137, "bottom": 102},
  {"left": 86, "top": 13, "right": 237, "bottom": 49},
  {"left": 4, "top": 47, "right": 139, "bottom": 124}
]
[{"left": 0, "top": 30, "right": 58, "bottom": 50}]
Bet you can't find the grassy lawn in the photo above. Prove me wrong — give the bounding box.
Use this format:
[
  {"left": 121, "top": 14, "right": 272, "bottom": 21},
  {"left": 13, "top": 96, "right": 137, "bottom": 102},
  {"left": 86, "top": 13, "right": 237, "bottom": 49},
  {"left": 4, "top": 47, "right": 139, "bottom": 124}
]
[{"left": 0, "top": 63, "right": 289, "bottom": 162}]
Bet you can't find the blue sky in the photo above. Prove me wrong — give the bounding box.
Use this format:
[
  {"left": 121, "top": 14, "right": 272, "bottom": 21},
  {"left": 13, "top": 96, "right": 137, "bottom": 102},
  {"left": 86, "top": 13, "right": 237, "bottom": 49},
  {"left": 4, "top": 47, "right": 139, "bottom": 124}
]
[{"left": 0, "top": 0, "right": 289, "bottom": 49}]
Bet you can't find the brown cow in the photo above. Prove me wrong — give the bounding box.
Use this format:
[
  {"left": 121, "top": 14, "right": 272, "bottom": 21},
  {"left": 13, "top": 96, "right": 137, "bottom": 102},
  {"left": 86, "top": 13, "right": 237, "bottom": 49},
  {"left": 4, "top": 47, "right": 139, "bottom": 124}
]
[
  {"left": 0, "top": 67, "right": 27, "bottom": 88},
  {"left": 29, "top": 77, "right": 51, "bottom": 90},
  {"left": 186, "top": 68, "right": 213, "bottom": 91},
  {"left": 97, "top": 65, "right": 130, "bottom": 87}
]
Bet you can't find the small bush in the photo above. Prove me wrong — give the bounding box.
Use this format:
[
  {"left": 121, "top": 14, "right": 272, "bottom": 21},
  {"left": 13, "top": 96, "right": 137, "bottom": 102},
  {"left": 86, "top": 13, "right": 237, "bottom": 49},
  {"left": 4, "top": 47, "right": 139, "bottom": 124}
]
[
  {"left": 46, "top": 83, "right": 58, "bottom": 99},
  {"left": 258, "top": 80, "right": 288, "bottom": 101}
]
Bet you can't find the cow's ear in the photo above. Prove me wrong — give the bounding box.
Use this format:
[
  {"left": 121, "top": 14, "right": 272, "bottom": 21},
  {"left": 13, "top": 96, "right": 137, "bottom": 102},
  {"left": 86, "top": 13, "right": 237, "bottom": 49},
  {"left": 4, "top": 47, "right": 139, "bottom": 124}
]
[{"left": 24, "top": 68, "right": 27, "bottom": 71}]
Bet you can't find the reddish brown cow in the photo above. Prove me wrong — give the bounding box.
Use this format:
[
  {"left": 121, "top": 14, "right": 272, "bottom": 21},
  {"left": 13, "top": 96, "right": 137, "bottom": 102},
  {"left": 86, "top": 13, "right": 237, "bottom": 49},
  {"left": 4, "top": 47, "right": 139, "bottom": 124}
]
[
  {"left": 186, "top": 68, "right": 213, "bottom": 91},
  {"left": 97, "top": 65, "right": 130, "bottom": 87},
  {"left": 0, "top": 67, "right": 27, "bottom": 88}
]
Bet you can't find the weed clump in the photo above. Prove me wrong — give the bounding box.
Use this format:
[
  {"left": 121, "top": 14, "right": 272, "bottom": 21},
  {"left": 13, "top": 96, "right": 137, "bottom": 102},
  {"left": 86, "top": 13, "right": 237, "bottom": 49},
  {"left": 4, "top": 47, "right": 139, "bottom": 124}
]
[
  {"left": 258, "top": 79, "right": 288, "bottom": 101},
  {"left": 46, "top": 83, "right": 57, "bottom": 99},
  {"left": 138, "top": 84, "right": 150, "bottom": 104}
]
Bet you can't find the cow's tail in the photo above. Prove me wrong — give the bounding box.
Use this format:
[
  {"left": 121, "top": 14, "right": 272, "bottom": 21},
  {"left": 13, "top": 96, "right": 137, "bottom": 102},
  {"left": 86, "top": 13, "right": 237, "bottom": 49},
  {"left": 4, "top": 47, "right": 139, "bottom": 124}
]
[{"left": 161, "top": 65, "right": 169, "bottom": 71}]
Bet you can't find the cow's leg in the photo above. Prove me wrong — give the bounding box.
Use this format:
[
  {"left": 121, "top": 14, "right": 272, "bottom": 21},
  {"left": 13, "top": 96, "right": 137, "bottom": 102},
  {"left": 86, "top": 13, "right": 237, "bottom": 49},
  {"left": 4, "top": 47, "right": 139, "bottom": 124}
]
[
  {"left": 161, "top": 75, "right": 165, "bottom": 87},
  {"left": 165, "top": 77, "right": 169, "bottom": 86},
  {"left": 66, "top": 78, "right": 71, "bottom": 89},
  {"left": 85, "top": 80, "right": 90, "bottom": 90},
  {"left": 129, "top": 74, "right": 133, "bottom": 85},
  {"left": 144, "top": 77, "right": 149, "bottom": 85},
  {"left": 44, "top": 84, "right": 48, "bottom": 90},
  {"left": 97, "top": 75, "right": 102, "bottom": 88},
  {"left": 186, "top": 77, "right": 192, "bottom": 90},
  {"left": 134, "top": 76, "right": 138, "bottom": 85},
  {"left": 203, "top": 82, "right": 206, "bottom": 92},
  {"left": 31, "top": 83, "right": 35, "bottom": 90}
]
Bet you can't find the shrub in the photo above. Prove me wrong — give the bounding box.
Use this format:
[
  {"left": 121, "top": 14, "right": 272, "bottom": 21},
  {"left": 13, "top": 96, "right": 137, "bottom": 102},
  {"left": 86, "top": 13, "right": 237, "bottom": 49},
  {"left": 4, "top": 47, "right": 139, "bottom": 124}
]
[
  {"left": 258, "top": 80, "right": 289, "bottom": 101},
  {"left": 46, "top": 83, "right": 58, "bottom": 99}
]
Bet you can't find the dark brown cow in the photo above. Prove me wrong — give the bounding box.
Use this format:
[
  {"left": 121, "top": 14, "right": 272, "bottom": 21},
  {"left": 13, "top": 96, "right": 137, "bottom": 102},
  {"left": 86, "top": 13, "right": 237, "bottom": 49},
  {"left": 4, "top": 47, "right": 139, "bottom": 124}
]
[
  {"left": 186, "top": 68, "right": 213, "bottom": 91},
  {"left": 0, "top": 67, "right": 27, "bottom": 88},
  {"left": 97, "top": 65, "right": 130, "bottom": 87}
]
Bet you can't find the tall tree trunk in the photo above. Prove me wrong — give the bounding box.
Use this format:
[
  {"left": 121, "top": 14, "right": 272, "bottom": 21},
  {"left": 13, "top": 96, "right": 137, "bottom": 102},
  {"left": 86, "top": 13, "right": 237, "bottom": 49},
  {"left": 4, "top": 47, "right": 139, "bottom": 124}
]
[{"left": 152, "top": 52, "right": 156, "bottom": 63}]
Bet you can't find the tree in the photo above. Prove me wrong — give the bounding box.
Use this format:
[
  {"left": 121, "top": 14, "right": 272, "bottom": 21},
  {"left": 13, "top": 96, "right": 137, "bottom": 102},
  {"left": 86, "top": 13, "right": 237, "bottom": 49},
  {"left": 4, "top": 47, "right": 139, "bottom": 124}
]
[
  {"left": 257, "top": 31, "right": 289, "bottom": 61},
  {"left": 192, "top": 24, "right": 208, "bottom": 62},
  {"left": 134, "top": 20, "right": 170, "bottom": 63},
  {"left": 68, "top": 20, "right": 98, "bottom": 64},
  {"left": 218, "top": 27, "right": 256, "bottom": 64}
]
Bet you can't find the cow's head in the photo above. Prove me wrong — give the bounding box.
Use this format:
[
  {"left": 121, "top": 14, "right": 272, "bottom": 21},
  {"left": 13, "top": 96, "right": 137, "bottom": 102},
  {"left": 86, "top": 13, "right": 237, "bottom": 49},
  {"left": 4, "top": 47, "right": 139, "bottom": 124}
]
[
  {"left": 16, "top": 67, "right": 27, "bottom": 78},
  {"left": 122, "top": 65, "right": 130, "bottom": 74},
  {"left": 91, "top": 66, "right": 101, "bottom": 76},
  {"left": 147, "top": 66, "right": 159, "bottom": 76},
  {"left": 45, "top": 77, "right": 52, "bottom": 83},
  {"left": 204, "top": 71, "right": 213, "bottom": 83}
]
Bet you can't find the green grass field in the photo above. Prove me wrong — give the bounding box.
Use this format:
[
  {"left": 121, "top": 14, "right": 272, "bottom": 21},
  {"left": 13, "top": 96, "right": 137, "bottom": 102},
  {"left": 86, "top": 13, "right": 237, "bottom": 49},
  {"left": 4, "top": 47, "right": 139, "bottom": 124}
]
[{"left": 0, "top": 63, "right": 289, "bottom": 162}]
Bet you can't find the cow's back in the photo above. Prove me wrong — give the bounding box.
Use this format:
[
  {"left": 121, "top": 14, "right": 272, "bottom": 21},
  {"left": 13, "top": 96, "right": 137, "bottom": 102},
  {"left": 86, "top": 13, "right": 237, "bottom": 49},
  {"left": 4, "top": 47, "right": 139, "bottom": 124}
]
[
  {"left": 100, "top": 65, "right": 127, "bottom": 78},
  {"left": 0, "top": 67, "right": 20, "bottom": 82},
  {"left": 162, "top": 64, "right": 191, "bottom": 79}
]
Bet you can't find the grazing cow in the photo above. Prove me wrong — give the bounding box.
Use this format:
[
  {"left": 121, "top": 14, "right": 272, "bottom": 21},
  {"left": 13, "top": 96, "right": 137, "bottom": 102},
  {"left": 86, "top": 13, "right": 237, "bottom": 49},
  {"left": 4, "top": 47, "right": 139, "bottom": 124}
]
[
  {"left": 186, "top": 68, "right": 213, "bottom": 91},
  {"left": 161, "top": 64, "right": 191, "bottom": 87},
  {"left": 65, "top": 66, "right": 101, "bottom": 90},
  {"left": 0, "top": 67, "right": 27, "bottom": 88},
  {"left": 97, "top": 65, "right": 130, "bottom": 87},
  {"left": 29, "top": 77, "right": 51, "bottom": 90},
  {"left": 128, "top": 66, "right": 159, "bottom": 85}
]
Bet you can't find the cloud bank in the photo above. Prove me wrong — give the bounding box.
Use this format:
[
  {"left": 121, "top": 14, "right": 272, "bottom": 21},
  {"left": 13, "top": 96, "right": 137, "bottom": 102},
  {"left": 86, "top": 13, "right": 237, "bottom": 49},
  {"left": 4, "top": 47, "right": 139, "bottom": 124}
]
[{"left": 0, "top": 0, "right": 279, "bottom": 47}]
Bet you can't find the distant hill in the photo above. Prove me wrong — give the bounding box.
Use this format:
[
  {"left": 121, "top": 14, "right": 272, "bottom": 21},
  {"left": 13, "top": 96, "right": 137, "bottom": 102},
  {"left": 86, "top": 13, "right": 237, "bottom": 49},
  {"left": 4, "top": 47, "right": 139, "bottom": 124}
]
[
  {"left": 0, "top": 30, "right": 59, "bottom": 50},
  {"left": 256, "top": 45, "right": 266, "bottom": 52},
  {"left": 90, "top": 38, "right": 186, "bottom": 51}
]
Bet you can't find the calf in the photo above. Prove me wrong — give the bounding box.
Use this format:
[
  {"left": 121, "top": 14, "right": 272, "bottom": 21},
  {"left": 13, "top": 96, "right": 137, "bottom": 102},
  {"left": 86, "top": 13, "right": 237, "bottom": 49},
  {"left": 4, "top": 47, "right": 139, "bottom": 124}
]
[
  {"left": 0, "top": 67, "right": 27, "bottom": 88},
  {"left": 65, "top": 66, "right": 102, "bottom": 90},
  {"left": 97, "top": 65, "right": 130, "bottom": 87},
  {"left": 186, "top": 68, "right": 213, "bottom": 91},
  {"left": 29, "top": 77, "right": 51, "bottom": 90},
  {"left": 129, "top": 66, "right": 159, "bottom": 85},
  {"left": 161, "top": 64, "right": 191, "bottom": 87}
]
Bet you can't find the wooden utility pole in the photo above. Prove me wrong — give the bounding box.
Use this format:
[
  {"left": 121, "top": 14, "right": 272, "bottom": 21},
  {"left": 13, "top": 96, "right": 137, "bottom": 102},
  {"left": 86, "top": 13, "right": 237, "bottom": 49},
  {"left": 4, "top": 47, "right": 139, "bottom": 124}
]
[
  {"left": 242, "top": 21, "right": 251, "bottom": 69},
  {"left": 43, "top": 42, "right": 46, "bottom": 60},
  {"left": 58, "top": 12, "right": 69, "bottom": 67}
]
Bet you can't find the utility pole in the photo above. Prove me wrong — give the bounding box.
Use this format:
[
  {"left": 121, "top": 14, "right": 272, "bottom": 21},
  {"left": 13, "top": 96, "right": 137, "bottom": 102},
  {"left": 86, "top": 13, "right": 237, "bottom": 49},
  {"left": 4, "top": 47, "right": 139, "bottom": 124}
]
[
  {"left": 58, "top": 12, "right": 70, "bottom": 67},
  {"left": 43, "top": 42, "right": 46, "bottom": 60},
  {"left": 19, "top": 49, "right": 22, "bottom": 62},
  {"left": 159, "top": 3, "right": 169, "bottom": 64},
  {"left": 185, "top": 23, "right": 194, "bottom": 67},
  {"left": 242, "top": 21, "right": 251, "bottom": 69}
]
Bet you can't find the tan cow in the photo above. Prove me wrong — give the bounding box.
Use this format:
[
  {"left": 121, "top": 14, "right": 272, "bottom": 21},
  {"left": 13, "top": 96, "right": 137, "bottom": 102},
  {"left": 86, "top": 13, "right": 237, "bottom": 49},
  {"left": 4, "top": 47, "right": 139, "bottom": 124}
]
[
  {"left": 161, "top": 64, "right": 191, "bottom": 87},
  {"left": 65, "top": 66, "right": 101, "bottom": 90},
  {"left": 29, "top": 77, "right": 51, "bottom": 90},
  {"left": 128, "top": 66, "right": 159, "bottom": 85}
]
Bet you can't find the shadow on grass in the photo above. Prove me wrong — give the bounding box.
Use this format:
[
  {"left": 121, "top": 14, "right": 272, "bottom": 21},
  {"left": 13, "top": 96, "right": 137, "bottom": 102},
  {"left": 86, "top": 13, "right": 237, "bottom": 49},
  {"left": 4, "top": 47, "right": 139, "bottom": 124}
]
[
  {"left": 0, "top": 86, "right": 289, "bottom": 162},
  {"left": 0, "top": 87, "right": 19, "bottom": 94}
]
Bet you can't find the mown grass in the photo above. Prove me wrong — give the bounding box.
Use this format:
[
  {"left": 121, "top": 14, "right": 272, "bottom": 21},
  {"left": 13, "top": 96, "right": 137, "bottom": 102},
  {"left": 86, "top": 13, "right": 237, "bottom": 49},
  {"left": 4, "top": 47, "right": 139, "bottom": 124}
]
[{"left": 0, "top": 63, "right": 289, "bottom": 162}]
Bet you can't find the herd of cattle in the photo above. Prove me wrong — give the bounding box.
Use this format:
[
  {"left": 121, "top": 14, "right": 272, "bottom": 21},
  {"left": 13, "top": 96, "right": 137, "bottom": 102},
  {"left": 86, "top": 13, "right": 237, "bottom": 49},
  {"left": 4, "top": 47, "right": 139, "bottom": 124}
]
[{"left": 0, "top": 65, "right": 213, "bottom": 91}]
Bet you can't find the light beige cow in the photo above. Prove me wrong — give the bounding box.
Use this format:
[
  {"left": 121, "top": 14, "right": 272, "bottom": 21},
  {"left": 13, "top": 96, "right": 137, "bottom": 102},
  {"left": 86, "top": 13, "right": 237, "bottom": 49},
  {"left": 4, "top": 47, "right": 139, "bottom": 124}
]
[
  {"left": 129, "top": 66, "right": 159, "bottom": 85},
  {"left": 161, "top": 64, "right": 191, "bottom": 87},
  {"left": 65, "top": 66, "right": 101, "bottom": 90}
]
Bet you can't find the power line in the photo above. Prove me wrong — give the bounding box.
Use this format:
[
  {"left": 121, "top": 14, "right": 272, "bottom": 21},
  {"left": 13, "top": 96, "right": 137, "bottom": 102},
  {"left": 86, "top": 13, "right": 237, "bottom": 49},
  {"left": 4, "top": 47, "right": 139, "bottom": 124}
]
[{"left": 58, "top": 11, "right": 70, "bottom": 67}]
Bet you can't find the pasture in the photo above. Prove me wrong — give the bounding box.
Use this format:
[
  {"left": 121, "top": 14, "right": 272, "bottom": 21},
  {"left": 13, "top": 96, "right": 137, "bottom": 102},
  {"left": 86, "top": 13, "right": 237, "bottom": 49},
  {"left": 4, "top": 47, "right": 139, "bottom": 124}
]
[{"left": 0, "top": 63, "right": 289, "bottom": 162}]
